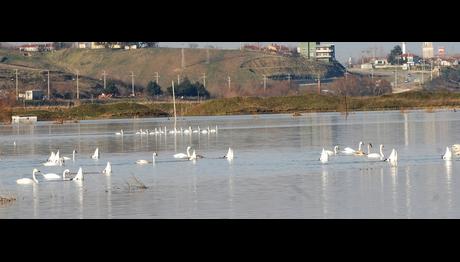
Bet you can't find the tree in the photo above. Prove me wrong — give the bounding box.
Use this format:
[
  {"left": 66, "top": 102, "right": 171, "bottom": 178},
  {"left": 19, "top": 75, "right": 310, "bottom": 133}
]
[
  {"left": 146, "top": 81, "right": 163, "bottom": 96},
  {"left": 104, "top": 82, "right": 119, "bottom": 96},
  {"left": 166, "top": 77, "right": 210, "bottom": 98},
  {"left": 388, "top": 45, "right": 402, "bottom": 65}
]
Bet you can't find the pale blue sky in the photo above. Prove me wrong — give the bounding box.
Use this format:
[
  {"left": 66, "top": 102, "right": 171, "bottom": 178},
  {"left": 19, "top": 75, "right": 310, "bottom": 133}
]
[
  {"left": 160, "top": 42, "right": 460, "bottom": 63},
  {"left": 5, "top": 42, "right": 460, "bottom": 64}
]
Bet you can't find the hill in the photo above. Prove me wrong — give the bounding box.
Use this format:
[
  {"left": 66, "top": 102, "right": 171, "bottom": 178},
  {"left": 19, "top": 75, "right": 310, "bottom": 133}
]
[{"left": 0, "top": 48, "right": 345, "bottom": 97}]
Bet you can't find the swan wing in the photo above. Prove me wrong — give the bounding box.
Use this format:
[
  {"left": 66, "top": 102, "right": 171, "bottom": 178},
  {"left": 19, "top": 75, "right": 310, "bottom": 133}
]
[{"left": 174, "top": 153, "right": 188, "bottom": 159}]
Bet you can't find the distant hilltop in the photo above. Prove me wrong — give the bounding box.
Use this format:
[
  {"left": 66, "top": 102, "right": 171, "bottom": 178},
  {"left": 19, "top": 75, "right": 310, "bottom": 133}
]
[{"left": 0, "top": 46, "right": 345, "bottom": 98}]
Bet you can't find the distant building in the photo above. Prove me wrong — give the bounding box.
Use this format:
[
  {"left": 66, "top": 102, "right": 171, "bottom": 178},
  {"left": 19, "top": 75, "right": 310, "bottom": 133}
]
[
  {"left": 19, "top": 43, "right": 55, "bottom": 52},
  {"left": 438, "top": 47, "right": 446, "bottom": 57},
  {"left": 298, "top": 42, "right": 335, "bottom": 62},
  {"left": 18, "top": 44, "right": 39, "bottom": 52},
  {"left": 315, "top": 43, "right": 335, "bottom": 62},
  {"left": 299, "top": 42, "right": 319, "bottom": 59},
  {"left": 25, "top": 90, "right": 44, "bottom": 101},
  {"left": 422, "top": 42, "right": 434, "bottom": 59},
  {"left": 90, "top": 42, "right": 105, "bottom": 49}
]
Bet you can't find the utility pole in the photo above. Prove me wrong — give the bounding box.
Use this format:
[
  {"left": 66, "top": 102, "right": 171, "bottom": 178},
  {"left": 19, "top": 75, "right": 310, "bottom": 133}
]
[
  {"left": 317, "top": 74, "right": 321, "bottom": 94},
  {"left": 177, "top": 75, "right": 180, "bottom": 85},
  {"left": 287, "top": 73, "right": 291, "bottom": 88},
  {"left": 394, "top": 62, "right": 398, "bottom": 90},
  {"left": 47, "top": 70, "right": 50, "bottom": 100},
  {"left": 227, "top": 75, "right": 231, "bottom": 90},
  {"left": 102, "top": 70, "right": 107, "bottom": 90},
  {"left": 202, "top": 72, "right": 206, "bottom": 88},
  {"left": 421, "top": 59, "right": 424, "bottom": 84},
  {"left": 263, "top": 74, "right": 267, "bottom": 93},
  {"left": 76, "top": 70, "right": 80, "bottom": 100},
  {"left": 130, "top": 71, "right": 135, "bottom": 96},
  {"left": 430, "top": 60, "right": 433, "bottom": 81},
  {"left": 15, "top": 69, "right": 18, "bottom": 100},
  {"left": 154, "top": 72, "right": 159, "bottom": 84},
  {"left": 181, "top": 48, "right": 185, "bottom": 70},
  {"left": 171, "top": 80, "right": 177, "bottom": 131}
]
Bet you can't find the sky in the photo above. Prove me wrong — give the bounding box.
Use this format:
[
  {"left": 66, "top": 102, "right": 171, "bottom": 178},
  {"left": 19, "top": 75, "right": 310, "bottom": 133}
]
[
  {"left": 4, "top": 42, "right": 460, "bottom": 64},
  {"left": 159, "top": 42, "right": 460, "bottom": 63}
]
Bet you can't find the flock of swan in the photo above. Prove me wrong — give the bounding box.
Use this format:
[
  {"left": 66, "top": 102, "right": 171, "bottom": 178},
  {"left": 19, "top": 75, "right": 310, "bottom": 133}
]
[
  {"left": 319, "top": 142, "right": 460, "bottom": 167},
  {"left": 15, "top": 144, "right": 234, "bottom": 185},
  {"left": 116, "top": 126, "right": 219, "bottom": 136}
]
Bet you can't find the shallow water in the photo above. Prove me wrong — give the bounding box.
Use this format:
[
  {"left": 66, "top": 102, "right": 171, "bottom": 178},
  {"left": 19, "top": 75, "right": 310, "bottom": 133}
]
[{"left": 0, "top": 110, "right": 459, "bottom": 218}]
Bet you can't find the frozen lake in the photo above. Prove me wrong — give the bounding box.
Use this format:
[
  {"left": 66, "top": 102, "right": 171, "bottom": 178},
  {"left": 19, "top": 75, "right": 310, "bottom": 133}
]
[{"left": 0, "top": 110, "right": 459, "bottom": 218}]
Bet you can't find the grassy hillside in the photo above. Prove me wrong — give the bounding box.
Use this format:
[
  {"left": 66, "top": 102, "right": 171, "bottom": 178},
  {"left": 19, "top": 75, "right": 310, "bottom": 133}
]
[{"left": 0, "top": 48, "right": 344, "bottom": 97}]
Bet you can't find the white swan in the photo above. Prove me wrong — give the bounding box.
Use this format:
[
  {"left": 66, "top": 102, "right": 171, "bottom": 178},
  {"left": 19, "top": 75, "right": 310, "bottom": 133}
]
[
  {"left": 115, "top": 129, "right": 124, "bottom": 136},
  {"left": 189, "top": 150, "right": 197, "bottom": 160},
  {"left": 42, "top": 169, "right": 71, "bottom": 180},
  {"left": 386, "top": 149, "right": 398, "bottom": 167},
  {"left": 324, "top": 146, "right": 339, "bottom": 156},
  {"left": 341, "top": 141, "right": 363, "bottom": 155},
  {"left": 320, "top": 148, "right": 329, "bottom": 164},
  {"left": 91, "top": 147, "right": 99, "bottom": 159},
  {"left": 41, "top": 172, "right": 61, "bottom": 180},
  {"left": 443, "top": 146, "right": 453, "bottom": 161},
  {"left": 17, "top": 169, "right": 40, "bottom": 184},
  {"left": 136, "top": 152, "right": 158, "bottom": 165},
  {"left": 174, "top": 146, "right": 191, "bottom": 159},
  {"left": 48, "top": 151, "right": 56, "bottom": 162},
  {"left": 224, "top": 147, "right": 234, "bottom": 160},
  {"left": 102, "top": 162, "right": 112, "bottom": 175},
  {"left": 368, "top": 144, "right": 384, "bottom": 160},
  {"left": 63, "top": 150, "right": 77, "bottom": 161},
  {"left": 71, "top": 167, "right": 83, "bottom": 181},
  {"left": 43, "top": 157, "right": 64, "bottom": 166}
]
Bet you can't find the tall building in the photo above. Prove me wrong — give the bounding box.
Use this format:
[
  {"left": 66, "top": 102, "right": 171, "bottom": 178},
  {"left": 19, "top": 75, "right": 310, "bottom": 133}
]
[
  {"left": 422, "top": 42, "right": 434, "bottom": 59},
  {"left": 299, "top": 42, "right": 335, "bottom": 62},
  {"left": 299, "top": 42, "right": 319, "bottom": 59},
  {"left": 402, "top": 42, "right": 406, "bottom": 54}
]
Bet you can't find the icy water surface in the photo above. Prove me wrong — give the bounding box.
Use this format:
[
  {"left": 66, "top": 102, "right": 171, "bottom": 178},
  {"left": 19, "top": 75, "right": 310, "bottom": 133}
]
[{"left": 0, "top": 110, "right": 459, "bottom": 218}]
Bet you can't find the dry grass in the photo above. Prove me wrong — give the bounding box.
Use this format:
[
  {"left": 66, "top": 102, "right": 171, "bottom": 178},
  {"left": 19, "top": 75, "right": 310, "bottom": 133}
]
[
  {"left": 124, "top": 175, "right": 148, "bottom": 191},
  {"left": 0, "top": 194, "right": 16, "bottom": 207}
]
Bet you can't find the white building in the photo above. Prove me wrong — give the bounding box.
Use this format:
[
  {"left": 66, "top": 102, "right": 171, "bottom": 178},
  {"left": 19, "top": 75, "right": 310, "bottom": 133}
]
[{"left": 422, "top": 42, "right": 434, "bottom": 59}]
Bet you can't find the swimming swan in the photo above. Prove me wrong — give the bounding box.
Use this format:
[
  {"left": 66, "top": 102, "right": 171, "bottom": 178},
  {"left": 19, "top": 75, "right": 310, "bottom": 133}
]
[
  {"left": 136, "top": 153, "right": 158, "bottom": 165},
  {"left": 115, "top": 129, "right": 124, "bottom": 136},
  {"left": 63, "top": 150, "right": 77, "bottom": 161},
  {"left": 71, "top": 167, "right": 83, "bottom": 181},
  {"left": 324, "top": 146, "right": 339, "bottom": 156},
  {"left": 189, "top": 150, "right": 197, "bottom": 160},
  {"left": 102, "top": 162, "right": 112, "bottom": 175},
  {"left": 174, "top": 146, "right": 191, "bottom": 159},
  {"left": 224, "top": 147, "right": 234, "bottom": 160},
  {"left": 320, "top": 148, "right": 329, "bottom": 164},
  {"left": 341, "top": 141, "right": 363, "bottom": 155},
  {"left": 17, "top": 169, "right": 40, "bottom": 184},
  {"left": 386, "top": 149, "right": 398, "bottom": 167},
  {"left": 367, "top": 144, "right": 384, "bottom": 160},
  {"left": 91, "top": 148, "right": 99, "bottom": 159},
  {"left": 443, "top": 146, "right": 453, "bottom": 161}
]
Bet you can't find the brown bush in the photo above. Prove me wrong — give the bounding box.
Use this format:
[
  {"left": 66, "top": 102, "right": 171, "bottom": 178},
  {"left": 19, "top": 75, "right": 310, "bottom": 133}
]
[
  {"left": 0, "top": 91, "right": 16, "bottom": 123},
  {"left": 329, "top": 75, "right": 392, "bottom": 97}
]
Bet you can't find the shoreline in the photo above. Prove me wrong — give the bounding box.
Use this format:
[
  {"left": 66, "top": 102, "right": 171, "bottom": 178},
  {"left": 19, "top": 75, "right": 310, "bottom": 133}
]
[{"left": 4, "top": 91, "right": 460, "bottom": 123}]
